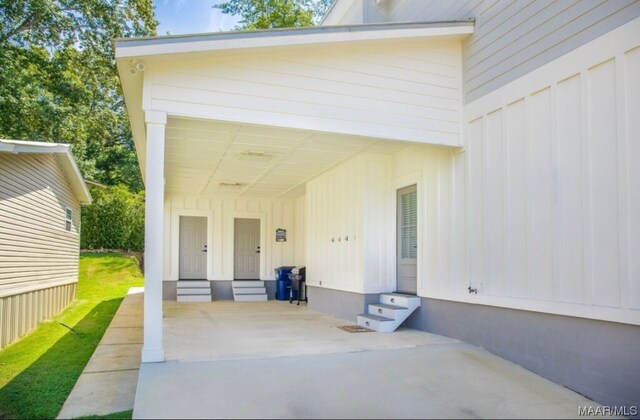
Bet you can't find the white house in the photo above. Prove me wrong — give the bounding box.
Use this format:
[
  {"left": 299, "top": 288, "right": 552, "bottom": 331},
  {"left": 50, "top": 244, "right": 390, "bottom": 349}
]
[
  {"left": 114, "top": 0, "right": 640, "bottom": 409},
  {"left": 0, "top": 139, "right": 92, "bottom": 348}
]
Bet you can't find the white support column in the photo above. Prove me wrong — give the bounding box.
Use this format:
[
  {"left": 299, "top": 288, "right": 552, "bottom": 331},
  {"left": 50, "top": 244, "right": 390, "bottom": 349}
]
[{"left": 142, "top": 110, "right": 167, "bottom": 363}]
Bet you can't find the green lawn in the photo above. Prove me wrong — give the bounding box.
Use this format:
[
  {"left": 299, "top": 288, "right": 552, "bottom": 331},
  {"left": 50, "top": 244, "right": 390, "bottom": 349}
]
[{"left": 0, "top": 253, "right": 143, "bottom": 419}]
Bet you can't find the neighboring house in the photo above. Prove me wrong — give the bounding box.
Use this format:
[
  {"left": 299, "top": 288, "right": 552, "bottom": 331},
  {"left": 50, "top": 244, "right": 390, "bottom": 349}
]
[
  {"left": 0, "top": 139, "right": 92, "bottom": 348},
  {"left": 114, "top": 0, "right": 640, "bottom": 409}
]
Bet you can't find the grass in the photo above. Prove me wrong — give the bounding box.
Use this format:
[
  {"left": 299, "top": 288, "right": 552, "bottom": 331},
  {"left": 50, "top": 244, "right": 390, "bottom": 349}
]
[
  {"left": 0, "top": 253, "right": 143, "bottom": 419},
  {"left": 76, "top": 409, "right": 133, "bottom": 419}
]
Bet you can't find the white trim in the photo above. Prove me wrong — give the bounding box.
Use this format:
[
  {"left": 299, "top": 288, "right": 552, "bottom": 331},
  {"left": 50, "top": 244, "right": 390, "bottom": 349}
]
[
  {"left": 145, "top": 110, "right": 167, "bottom": 125},
  {"left": 115, "top": 24, "right": 473, "bottom": 59},
  {"left": 230, "top": 212, "right": 267, "bottom": 280},
  {"left": 390, "top": 170, "right": 422, "bottom": 294},
  {"left": 465, "top": 16, "right": 640, "bottom": 121},
  {"left": 170, "top": 209, "right": 213, "bottom": 281},
  {"left": 422, "top": 290, "right": 640, "bottom": 326}
]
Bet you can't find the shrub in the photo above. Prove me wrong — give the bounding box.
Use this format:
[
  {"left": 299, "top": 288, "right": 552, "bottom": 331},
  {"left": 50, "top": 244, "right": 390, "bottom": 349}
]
[{"left": 80, "top": 185, "right": 145, "bottom": 251}]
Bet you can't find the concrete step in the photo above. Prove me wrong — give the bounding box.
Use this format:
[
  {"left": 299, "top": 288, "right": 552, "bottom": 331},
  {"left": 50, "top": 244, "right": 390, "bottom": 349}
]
[
  {"left": 233, "top": 287, "right": 266, "bottom": 295},
  {"left": 234, "top": 294, "right": 267, "bottom": 302},
  {"left": 232, "top": 280, "right": 264, "bottom": 288},
  {"left": 380, "top": 293, "right": 421, "bottom": 310},
  {"left": 368, "top": 303, "right": 409, "bottom": 320},
  {"left": 177, "top": 288, "right": 211, "bottom": 295},
  {"left": 178, "top": 280, "right": 210, "bottom": 288},
  {"left": 177, "top": 295, "right": 211, "bottom": 302},
  {"left": 357, "top": 314, "right": 395, "bottom": 333}
]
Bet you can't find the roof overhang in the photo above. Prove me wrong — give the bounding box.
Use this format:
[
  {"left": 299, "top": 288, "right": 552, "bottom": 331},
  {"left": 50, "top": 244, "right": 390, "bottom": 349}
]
[
  {"left": 114, "top": 21, "right": 474, "bottom": 59},
  {"left": 114, "top": 21, "right": 474, "bottom": 184},
  {"left": 0, "top": 139, "right": 92, "bottom": 204}
]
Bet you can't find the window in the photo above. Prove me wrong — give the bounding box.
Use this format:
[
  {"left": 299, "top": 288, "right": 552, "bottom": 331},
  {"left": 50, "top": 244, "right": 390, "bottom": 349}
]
[
  {"left": 65, "top": 208, "right": 72, "bottom": 232},
  {"left": 400, "top": 191, "right": 417, "bottom": 259}
]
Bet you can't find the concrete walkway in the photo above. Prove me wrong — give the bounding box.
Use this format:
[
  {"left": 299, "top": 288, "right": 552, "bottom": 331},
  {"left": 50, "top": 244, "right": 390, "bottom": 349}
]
[
  {"left": 58, "top": 288, "right": 144, "bottom": 419},
  {"left": 134, "top": 300, "right": 602, "bottom": 419}
]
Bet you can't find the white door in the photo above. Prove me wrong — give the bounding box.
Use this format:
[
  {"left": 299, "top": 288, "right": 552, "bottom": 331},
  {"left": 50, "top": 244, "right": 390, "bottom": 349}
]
[
  {"left": 397, "top": 185, "right": 417, "bottom": 294},
  {"left": 179, "top": 216, "right": 207, "bottom": 279},
  {"left": 234, "top": 218, "right": 260, "bottom": 279}
]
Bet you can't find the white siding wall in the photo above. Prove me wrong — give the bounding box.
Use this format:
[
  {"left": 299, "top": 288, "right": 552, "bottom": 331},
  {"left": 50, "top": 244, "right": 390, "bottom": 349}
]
[
  {"left": 306, "top": 153, "right": 391, "bottom": 294},
  {"left": 359, "top": 0, "right": 640, "bottom": 102},
  {"left": 146, "top": 40, "right": 464, "bottom": 146},
  {"left": 0, "top": 153, "right": 81, "bottom": 348},
  {"left": 164, "top": 194, "right": 304, "bottom": 281},
  {"left": 453, "top": 17, "right": 640, "bottom": 324},
  {"left": 0, "top": 154, "right": 81, "bottom": 296}
]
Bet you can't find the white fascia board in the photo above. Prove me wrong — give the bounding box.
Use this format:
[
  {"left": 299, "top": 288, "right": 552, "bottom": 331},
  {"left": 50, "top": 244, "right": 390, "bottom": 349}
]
[
  {"left": 114, "top": 22, "right": 474, "bottom": 58},
  {"left": 0, "top": 139, "right": 92, "bottom": 204},
  {"left": 55, "top": 152, "right": 93, "bottom": 205},
  {"left": 0, "top": 139, "right": 68, "bottom": 154}
]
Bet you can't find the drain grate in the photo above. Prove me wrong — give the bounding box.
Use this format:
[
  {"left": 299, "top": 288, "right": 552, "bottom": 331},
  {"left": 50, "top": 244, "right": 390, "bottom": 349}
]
[{"left": 338, "top": 325, "right": 374, "bottom": 333}]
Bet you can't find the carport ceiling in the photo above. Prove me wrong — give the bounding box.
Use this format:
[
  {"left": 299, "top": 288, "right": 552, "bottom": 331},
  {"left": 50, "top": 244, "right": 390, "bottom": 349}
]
[{"left": 164, "top": 116, "right": 409, "bottom": 197}]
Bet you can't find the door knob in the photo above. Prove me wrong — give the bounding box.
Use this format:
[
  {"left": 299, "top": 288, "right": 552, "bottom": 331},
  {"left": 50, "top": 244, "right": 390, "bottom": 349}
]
[{"left": 202, "top": 245, "right": 207, "bottom": 252}]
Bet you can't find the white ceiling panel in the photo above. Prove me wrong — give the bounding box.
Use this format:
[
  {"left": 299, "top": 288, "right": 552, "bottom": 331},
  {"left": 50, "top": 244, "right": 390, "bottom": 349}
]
[{"left": 163, "top": 117, "right": 416, "bottom": 197}]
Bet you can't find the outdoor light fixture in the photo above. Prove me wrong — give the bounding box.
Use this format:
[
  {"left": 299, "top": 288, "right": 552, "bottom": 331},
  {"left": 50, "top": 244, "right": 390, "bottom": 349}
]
[{"left": 129, "top": 59, "right": 145, "bottom": 76}]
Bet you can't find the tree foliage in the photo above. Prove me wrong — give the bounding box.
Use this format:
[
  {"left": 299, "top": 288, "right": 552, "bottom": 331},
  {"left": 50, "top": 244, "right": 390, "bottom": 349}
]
[
  {"left": 215, "top": 0, "right": 334, "bottom": 30},
  {"left": 80, "top": 185, "right": 145, "bottom": 251},
  {"left": 0, "top": 0, "right": 157, "bottom": 191}
]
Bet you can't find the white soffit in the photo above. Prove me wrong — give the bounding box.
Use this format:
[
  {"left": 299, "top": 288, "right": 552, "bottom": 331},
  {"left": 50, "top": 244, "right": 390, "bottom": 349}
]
[{"left": 164, "top": 117, "right": 410, "bottom": 198}]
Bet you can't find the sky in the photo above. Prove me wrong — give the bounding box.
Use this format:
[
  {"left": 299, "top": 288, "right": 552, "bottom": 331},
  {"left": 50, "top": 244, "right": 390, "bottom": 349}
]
[{"left": 153, "top": 0, "right": 242, "bottom": 35}]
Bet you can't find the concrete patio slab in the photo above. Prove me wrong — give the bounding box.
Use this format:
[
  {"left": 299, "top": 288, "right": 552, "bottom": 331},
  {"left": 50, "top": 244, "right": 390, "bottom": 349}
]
[
  {"left": 163, "top": 300, "right": 455, "bottom": 362},
  {"left": 133, "top": 300, "right": 602, "bottom": 419},
  {"left": 58, "top": 289, "right": 144, "bottom": 419},
  {"left": 134, "top": 343, "right": 601, "bottom": 419}
]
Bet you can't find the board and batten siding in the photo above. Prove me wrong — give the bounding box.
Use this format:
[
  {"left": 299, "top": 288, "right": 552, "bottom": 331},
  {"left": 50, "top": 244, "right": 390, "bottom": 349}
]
[
  {"left": 305, "top": 153, "right": 391, "bottom": 294},
  {"left": 144, "top": 40, "right": 464, "bottom": 146},
  {"left": 451, "top": 16, "right": 640, "bottom": 325},
  {"left": 164, "top": 194, "right": 304, "bottom": 281},
  {"left": 0, "top": 153, "right": 81, "bottom": 348},
  {"left": 356, "top": 0, "right": 640, "bottom": 102}
]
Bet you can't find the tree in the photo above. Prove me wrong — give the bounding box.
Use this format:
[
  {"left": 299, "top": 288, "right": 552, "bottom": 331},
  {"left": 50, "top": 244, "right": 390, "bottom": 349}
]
[
  {"left": 80, "top": 185, "right": 145, "bottom": 251},
  {"left": 0, "top": 0, "right": 157, "bottom": 191},
  {"left": 215, "top": 0, "right": 334, "bottom": 30}
]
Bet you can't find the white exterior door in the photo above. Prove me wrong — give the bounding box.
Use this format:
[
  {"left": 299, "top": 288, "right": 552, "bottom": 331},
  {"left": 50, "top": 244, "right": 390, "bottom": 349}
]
[
  {"left": 179, "top": 216, "right": 207, "bottom": 279},
  {"left": 397, "top": 185, "right": 417, "bottom": 294},
  {"left": 234, "top": 218, "right": 260, "bottom": 279}
]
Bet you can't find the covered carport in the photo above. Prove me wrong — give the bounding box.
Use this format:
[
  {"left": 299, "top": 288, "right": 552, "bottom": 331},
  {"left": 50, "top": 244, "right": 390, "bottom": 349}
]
[{"left": 114, "top": 21, "right": 473, "bottom": 363}]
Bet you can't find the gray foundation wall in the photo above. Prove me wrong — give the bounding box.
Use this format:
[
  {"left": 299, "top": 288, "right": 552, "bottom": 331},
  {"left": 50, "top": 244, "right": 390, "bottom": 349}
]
[
  {"left": 163, "top": 280, "right": 277, "bottom": 301},
  {"left": 405, "top": 298, "right": 640, "bottom": 410},
  {"left": 307, "top": 287, "right": 640, "bottom": 410},
  {"left": 307, "top": 286, "right": 380, "bottom": 322}
]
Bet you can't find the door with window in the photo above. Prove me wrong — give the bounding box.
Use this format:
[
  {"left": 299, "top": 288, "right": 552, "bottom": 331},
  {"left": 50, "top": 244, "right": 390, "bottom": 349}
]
[{"left": 397, "top": 185, "right": 417, "bottom": 294}]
